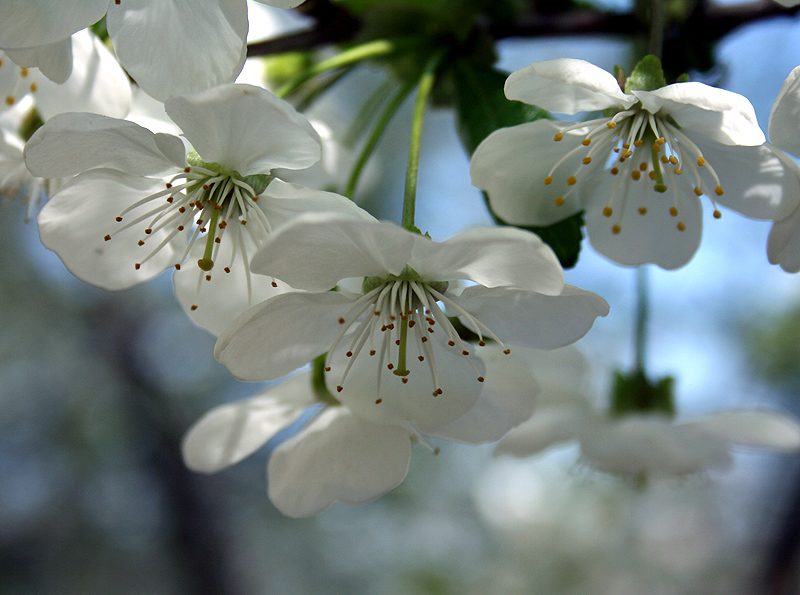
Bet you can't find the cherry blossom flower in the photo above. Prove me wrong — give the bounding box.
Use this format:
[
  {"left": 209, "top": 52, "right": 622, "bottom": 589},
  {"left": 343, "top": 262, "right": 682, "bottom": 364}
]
[
  {"left": 765, "top": 65, "right": 800, "bottom": 272},
  {"left": 470, "top": 57, "right": 800, "bottom": 269},
  {"left": 25, "top": 83, "right": 368, "bottom": 335},
  {"left": 215, "top": 214, "right": 609, "bottom": 413},
  {"left": 495, "top": 348, "right": 800, "bottom": 476},
  {"left": 0, "top": 0, "right": 305, "bottom": 100},
  {"left": 183, "top": 343, "right": 540, "bottom": 517}
]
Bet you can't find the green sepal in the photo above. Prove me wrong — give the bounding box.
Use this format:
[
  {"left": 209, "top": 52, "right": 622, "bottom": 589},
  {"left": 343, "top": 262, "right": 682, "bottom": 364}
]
[
  {"left": 609, "top": 369, "right": 676, "bottom": 418},
  {"left": 18, "top": 107, "right": 44, "bottom": 142},
  {"left": 453, "top": 59, "right": 549, "bottom": 155},
  {"left": 613, "top": 64, "right": 626, "bottom": 91},
  {"left": 675, "top": 73, "right": 690, "bottom": 83},
  {"left": 624, "top": 55, "right": 667, "bottom": 93}
]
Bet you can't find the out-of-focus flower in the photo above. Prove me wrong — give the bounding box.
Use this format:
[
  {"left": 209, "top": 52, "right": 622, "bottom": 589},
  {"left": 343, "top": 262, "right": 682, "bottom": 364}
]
[
  {"left": 184, "top": 343, "right": 540, "bottom": 517},
  {"left": 495, "top": 348, "right": 800, "bottom": 476},
  {"left": 0, "top": 0, "right": 305, "bottom": 99},
  {"left": 471, "top": 57, "right": 800, "bottom": 269},
  {"left": 26, "top": 83, "right": 368, "bottom": 335},
  {"left": 215, "top": 214, "right": 608, "bottom": 423}
]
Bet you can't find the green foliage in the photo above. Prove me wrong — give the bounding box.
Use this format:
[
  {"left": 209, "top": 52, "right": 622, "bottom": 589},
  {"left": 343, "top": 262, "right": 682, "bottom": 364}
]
[
  {"left": 610, "top": 370, "right": 676, "bottom": 417},
  {"left": 748, "top": 304, "right": 800, "bottom": 387},
  {"left": 453, "top": 60, "right": 583, "bottom": 269},
  {"left": 624, "top": 55, "right": 667, "bottom": 93}
]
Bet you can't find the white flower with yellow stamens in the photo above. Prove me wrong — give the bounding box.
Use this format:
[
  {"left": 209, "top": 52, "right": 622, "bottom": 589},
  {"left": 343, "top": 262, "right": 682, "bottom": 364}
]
[
  {"left": 25, "top": 83, "right": 369, "bottom": 336},
  {"left": 215, "top": 213, "right": 609, "bottom": 409},
  {"left": 471, "top": 57, "right": 800, "bottom": 269}
]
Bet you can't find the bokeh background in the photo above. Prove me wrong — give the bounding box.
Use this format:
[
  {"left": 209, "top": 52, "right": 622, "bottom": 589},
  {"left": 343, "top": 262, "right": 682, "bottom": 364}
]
[{"left": 4, "top": 1, "right": 800, "bottom": 593}]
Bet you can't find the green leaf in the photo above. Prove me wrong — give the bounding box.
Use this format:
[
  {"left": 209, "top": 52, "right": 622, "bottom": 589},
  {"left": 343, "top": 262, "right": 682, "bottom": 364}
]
[
  {"left": 610, "top": 369, "right": 676, "bottom": 418},
  {"left": 453, "top": 59, "right": 548, "bottom": 155},
  {"left": 624, "top": 55, "right": 667, "bottom": 93}
]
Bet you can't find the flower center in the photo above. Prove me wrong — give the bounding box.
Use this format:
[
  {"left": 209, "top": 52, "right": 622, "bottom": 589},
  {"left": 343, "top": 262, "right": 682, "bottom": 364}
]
[
  {"left": 0, "top": 56, "right": 39, "bottom": 107},
  {"left": 545, "top": 106, "right": 725, "bottom": 235},
  {"left": 103, "top": 153, "right": 274, "bottom": 279},
  {"left": 325, "top": 267, "right": 510, "bottom": 401}
]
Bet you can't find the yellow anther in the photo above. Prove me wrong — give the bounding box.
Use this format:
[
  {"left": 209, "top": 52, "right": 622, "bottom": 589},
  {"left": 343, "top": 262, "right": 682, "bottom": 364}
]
[
  {"left": 715, "top": 185, "right": 724, "bottom": 196},
  {"left": 622, "top": 150, "right": 633, "bottom": 158},
  {"left": 677, "top": 222, "right": 686, "bottom": 232},
  {"left": 29, "top": 83, "right": 37, "bottom": 92},
  {"left": 694, "top": 186, "right": 703, "bottom": 196},
  {"left": 543, "top": 176, "right": 553, "bottom": 185},
  {"left": 713, "top": 210, "right": 722, "bottom": 219},
  {"left": 607, "top": 121, "right": 617, "bottom": 129},
  {"left": 673, "top": 167, "right": 683, "bottom": 175},
  {"left": 603, "top": 206, "right": 613, "bottom": 217},
  {"left": 554, "top": 196, "right": 565, "bottom": 206},
  {"left": 4, "top": 96, "right": 13, "bottom": 105},
  {"left": 697, "top": 156, "right": 706, "bottom": 166},
  {"left": 669, "top": 156, "right": 678, "bottom": 165},
  {"left": 631, "top": 170, "right": 641, "bottom": 181},
  {"left": 554, "top": 132, "right": 563, "bottom": 142},
  {"left": 648, "top": 171, "right": 656, "bottom": 180},
  {"left": 20, "top": 67, "right": 28, "bottom": 77},
  {"left": 612, "top": 224, "right": 621, "bottom": 234},
  {"left": 656, "top": 137, "right": 666, "bottom": 145},
  {"left": 653, "top": 143, "right": 662, "bottom": 152},
  {"left": 582, "top": 138, "right": 592, "bottom": 146},
  {"left": 661, "top": 155, "right": 669, "bottom": 163},
  {"left": 623, "top": 143, "right": 630, "bottom": 149},
  {"left": 567, "top": 176, "right": 577, "bottom": 186},
  {"left": 639, "top": 162, "right": 648, "bottom": 171},
  {"left": 669, "top": 206, "right": 678, "bottom": 217},
  {"left": 610, "top": 167, "right": 619, "bottom": 175},
  {"left": 638, "top": 207, "right": 647, "bottom": 215},
  {"left": 582, "top": 156, "right": 592, "bottom": 165},
  {"left": 634, "top": 140, "right": 643, "bottom": 147}
]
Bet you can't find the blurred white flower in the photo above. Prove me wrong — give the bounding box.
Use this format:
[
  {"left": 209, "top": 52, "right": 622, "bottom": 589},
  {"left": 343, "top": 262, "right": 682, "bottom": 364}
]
[
  {"left": 471, "top": 58, "right": 800, "bottom": 269},
  {"left": 495, "top": 348, "right": 800, "bottom": 476}
]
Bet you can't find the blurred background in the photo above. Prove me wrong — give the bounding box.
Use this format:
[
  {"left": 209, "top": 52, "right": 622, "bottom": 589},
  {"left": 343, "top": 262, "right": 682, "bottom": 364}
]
[{"left": 4, "top": 0, "right": 800, "bottom": 593}]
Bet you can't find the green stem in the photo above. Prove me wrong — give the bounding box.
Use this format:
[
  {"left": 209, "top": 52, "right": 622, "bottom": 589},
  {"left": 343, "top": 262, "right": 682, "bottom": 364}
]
[
  {"left": 275, "top": 37, "right": 419, "bottom": 99},
  {"left": 345, "top": 78, "right": 416, "bottom": 199},
  {"left": 401, "top": 50, "right": 445, "bottom": 232},
  {"left": 634, "top": 266, "right": 649, "bottom": 374},
  {"left": 648, "top": 0, "right": 665, "bottom": 59},
  {"left": 197, "top": 208, "right": 220, "bottom": 271}
]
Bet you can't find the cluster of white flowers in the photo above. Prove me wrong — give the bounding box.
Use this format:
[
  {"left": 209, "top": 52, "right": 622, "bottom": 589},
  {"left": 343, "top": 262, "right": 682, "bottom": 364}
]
[{"left": 4, "top": 1, "right": 800, "bottom": 518}]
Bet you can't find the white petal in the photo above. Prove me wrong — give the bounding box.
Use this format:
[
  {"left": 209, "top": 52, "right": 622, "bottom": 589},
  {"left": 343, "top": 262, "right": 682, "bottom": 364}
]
[
  {"left": 693, "top": 138, "right": 800, "bottom": 221},
  {"left": 268, "top": 407, "right": 412, "bottom": 517},
  {"left": 24, "top": 112, "right": 178, "bottom": 178},
  {"left": 182, "top": 372, "right": 315, "bottom": 473},
  {"left": 494, "top": 408, "right": 583, "bottom": 457},
  {"left": 689, "top": 411, "right": 800, "bottom": 452},
  {"left": 0, "top": 0, "right": 107, "bottom": 49},
  {"left": 456, "top": 285, "right": 609, "bottom": 349},
  {"left": 470, "top": 120, "right": 586, "bottom": 226},
  {"left": 257, "top": 178, "right": 374, "bottom": 230},
  {"left": 250, "top": 214, "right": 422, "bottom": 291},
  {"left": 516, "top": 346, "right": 593, "bottom": 409},
  {"left": 5, "top": 37, "right": 72, "bottom": 84},
  {"left": 768, "top": 203, "right": 800, "bottom": 272},
  {"left": 327, "top": 338, "right": 485, "bottom": 434},
  {"left": 253, "top": 0, "right": 305, "bottom": 7},
  {"left": 173, "top": 227, "right": 289, "bottom": 337},
  {"left": 37, "top": 169, "right": 182, "bottom": 289},
  {"left": 420, "top": 226, "right": 564, "bottom": 295},
  {"left": 585, "top": 176, "right": 703, "bottom": 270},
  {"left": 769, "top": 65, "right": 800, "bottom": 155},
  {"left": 637, "top": 84, "right": 764, "bottom": 146},
  {"left": 215, "top": 291, "right": 356, "bottom": 381},
  {"left": 432, "top": 345, "right": 539, "bottom": 444},
  {"left": 35, "top": 30, "right": 131, "bottom": 119},
  {"left": 166, "top": 84, "right": 320, "bottom": 174},
  {"left": 505, "top": 58, "right": 635, "bottom": 113},
  {"left": 107, "top": 0, "right": 247, "bottom": 102},
  {"left": 580, "top": 416, "right": 733, "bottom": 475}
]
